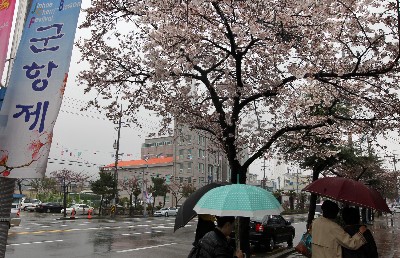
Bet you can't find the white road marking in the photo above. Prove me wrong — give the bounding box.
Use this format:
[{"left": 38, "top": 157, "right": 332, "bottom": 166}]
[
  {"left": 116, "top": 243, "right": 177, "bottom": 253},
  {"left": 7, "top": 240, "right": 63, "bottom": 247}
]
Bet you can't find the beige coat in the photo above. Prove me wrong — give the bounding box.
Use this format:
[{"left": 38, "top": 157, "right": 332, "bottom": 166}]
[{"left": 311, "top": 217, "right": 366, "bottom": 258}]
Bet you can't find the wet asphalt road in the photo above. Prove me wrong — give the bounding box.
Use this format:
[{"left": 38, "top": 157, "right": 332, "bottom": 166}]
[{"left": 5, "top": 212, "right": 307, "bottom": 258}]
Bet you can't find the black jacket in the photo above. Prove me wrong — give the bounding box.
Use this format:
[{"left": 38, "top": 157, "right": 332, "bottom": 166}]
[
  {"left": 196, "top": 228, "right": 236, "bottom": 258},
  {"left": 342, "top": 224, "right": 378, "bottom": 258}
]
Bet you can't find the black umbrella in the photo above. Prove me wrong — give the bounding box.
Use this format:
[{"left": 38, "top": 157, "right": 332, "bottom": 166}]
[{"left": 174, "top": 182, "right": 231, "bottom": 232}]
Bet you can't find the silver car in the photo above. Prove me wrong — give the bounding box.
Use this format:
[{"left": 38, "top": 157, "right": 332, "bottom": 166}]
[{"left": 153, "top": 207, "right": 178, "bottom": 217}]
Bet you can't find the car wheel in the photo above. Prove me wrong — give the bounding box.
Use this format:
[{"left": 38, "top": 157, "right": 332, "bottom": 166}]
[
  {"left": 47, "top": 208, "right": 51, "bottom": 213},
  {"left": 23, "top": 207, "right": 27, "bottom": 211},
  {"left": 287, "top": 233, "right": 294, "bottom": 248},
  {"left": 266, "top": 238, "right": 275, "bottom": 251},
  {"left": 165, "top": 212, "right": 169, "bottom": 217}
]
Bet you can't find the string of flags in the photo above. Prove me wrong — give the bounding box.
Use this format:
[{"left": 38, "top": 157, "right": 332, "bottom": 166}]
[{"left": 47, "top": 157, "right": 105, "bottom": 168}]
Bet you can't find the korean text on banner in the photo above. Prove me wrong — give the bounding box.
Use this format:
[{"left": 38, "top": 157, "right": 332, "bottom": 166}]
[
  {"left": 0, "top": 0, "right": 17, "bottom": 79},
  {"left": 0, "top": 0, "right": 82, "bottom": 178}
]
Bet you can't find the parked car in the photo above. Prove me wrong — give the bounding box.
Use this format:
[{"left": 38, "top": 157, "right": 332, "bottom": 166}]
[
  {"left": 153, "top": 207, "right": 178, "bottom": 217},
  {"left": 61, "top": 204, "right": 94, "bottom": 215},
  {"left": 21, "top": 198, "right": 41, "bottom": 211},
  {"left": 26, "top": 205, "right": 38, "bottom": 212},
  {"left": 248, "top": 215, "right": 295, "bottom": 251},
  {"left": 314, "top": 203, "right": 323, "bottom": 218},
  {"left": 391, "top": 205, "right": 400, "bottom": 213},
  {"left": 35, "top": 202, "right": 63, "bottom": 213},
  {"left": 10, "top": 203, "right": 21, "bottom": 227}
]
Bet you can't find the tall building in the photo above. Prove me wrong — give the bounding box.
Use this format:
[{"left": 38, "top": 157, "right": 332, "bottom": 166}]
[{"left": 100, "top": 126, "right": 232, "bottom": 206}]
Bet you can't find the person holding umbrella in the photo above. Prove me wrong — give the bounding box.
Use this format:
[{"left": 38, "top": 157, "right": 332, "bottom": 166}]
[
  {"left": 188, "top": 216, "right": 244, "bottom": 258},
  {"left": 311, "top": 200, "right": 367, "bottom": 258}
]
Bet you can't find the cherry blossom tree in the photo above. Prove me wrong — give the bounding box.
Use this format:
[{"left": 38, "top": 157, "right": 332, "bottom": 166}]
[
  {"left": 50, "top": 169, "right": 90, "bottom": 217},
  {"left": 119, "top": 177, "right": 141, "bottom": 215},
  {"left": 78, "top": 1, "right": 400, "bottom": 253}
]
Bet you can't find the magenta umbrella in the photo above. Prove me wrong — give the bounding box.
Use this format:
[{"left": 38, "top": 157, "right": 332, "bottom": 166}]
[{"left": 303, "top": 177, "right": 390, "bottom": 213}]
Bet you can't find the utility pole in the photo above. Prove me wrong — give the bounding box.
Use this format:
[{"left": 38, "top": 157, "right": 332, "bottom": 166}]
[
  {"left": 112, "top": 105, "right": 122, "bottom": 217},
  {"left": 261, "top": 156, "right": 267, "bottom": 189},
  {"left": 277, "top": 177, "right": 281, "bottom": 190},
  {"left": 142, "top": 156, "right": 149, "bottom": 217},
  {"left": 385, "top": 153, "right": 398, "bottom": 171},
  {"left": 62, "top": 177, "right": 71, "bottom": 218},
  {"left": 296, "top": 169, "right": 299, "bottom": 194}
]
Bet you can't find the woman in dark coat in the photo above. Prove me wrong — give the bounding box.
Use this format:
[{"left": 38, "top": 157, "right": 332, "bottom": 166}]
[
  {"left": 342, "top": 207, "right": 378, "bottom": 258},
  {"left": 193, "top": 214, "right": 216, "bottom": 245}
]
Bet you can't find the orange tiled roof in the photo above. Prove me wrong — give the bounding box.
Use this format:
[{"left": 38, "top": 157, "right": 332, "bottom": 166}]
[{"left": 105, "top": 157, "right": 173, "bottom": 168}]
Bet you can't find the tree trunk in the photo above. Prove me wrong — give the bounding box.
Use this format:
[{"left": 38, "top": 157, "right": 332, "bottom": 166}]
[
  {"left": 99, "top": 195, "right": 103, "bottom": 216},
  {"left": 289, "top": 196, "right": 294, "bottom": 210},
  {"left": 230, "top": 161, "right": 250, "bottom": 257},
  {"left": 306, "top": 167, "right": 322, "bottom": 229},
  {"left": 17, "top": 180, "right": 22, "bottom": 195},
  {"left": 0, "top": 177, "right": 16, "bottom": 258},
  {"left": 129, "top": 194, "right": 133, "bottom": 217}
]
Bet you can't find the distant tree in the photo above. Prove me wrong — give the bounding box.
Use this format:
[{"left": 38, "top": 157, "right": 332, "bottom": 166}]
[
  {"left": 15, "top": 179, "right": 27, "bottom": 195},
  {"left": 119, "top": 176, "right": 141, "bottom": 215},
  {"left": 91, "top": 172, "right": 116, "bottom": 215},
  {"left": 149, "top": 177, "right": 168, "bottom": 211},
  {"left": 50, "top": 169, "right": 91, "bottom": 217},
  {"left": 181, "top": 183, "right": 196, "bottom": 198},
  {"left": 286, "top": 190, "right": 296, "bottom": 210},
  {"left": 29, "top": 177, "right": 58, "bottom": 198},
  {"left": 167, "top": 180, "right": 185, "bottom": 207},
  {"left": 273, "top": 190, "right": 283, "bottom": 204},
  {"left": 297, "top": 192, "right": 307, "bottom": 211}
]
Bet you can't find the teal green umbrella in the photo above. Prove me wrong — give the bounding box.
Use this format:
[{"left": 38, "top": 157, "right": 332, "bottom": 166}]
[{"left": 193, "top": 184, "right": 283, "bottom": 217}]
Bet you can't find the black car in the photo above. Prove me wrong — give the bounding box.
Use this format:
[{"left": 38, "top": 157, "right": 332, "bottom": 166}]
[
  {"left": 249, "top": 215, "right": 295, "bottom": 250},
  {"left": 35, "top": 202, "right": 63, "bottom": 213}
]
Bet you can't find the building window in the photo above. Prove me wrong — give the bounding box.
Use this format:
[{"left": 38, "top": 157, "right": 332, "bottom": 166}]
[
  {"left": 198, "top": 149, "right": 205, "bottom": 159},
  {"left": 187, "top": 162, "right": 192, "bottom": 172},
  {"left": 180, "top": 177, "right": 184, "bottom": 183},
  {"left": 187, "top": 135, "right": 192, "bottom": 144},
  {"left": 179, "top": 163, "right": 183, "bottom": 174},
  {"left": 198, "top": 135, "right": 205, "bottom": 146},
  {"left": 187, "top": 177, "right": 191, "bottom": 183},
  {"left": 198, "top": 163, "right": 204, "bottom": 174},
  {"left": 187, "top": 149, "right": 192, "bottom": 159},
  {"left": 179, "top": 149, "right": 184, "bottom": 160}
]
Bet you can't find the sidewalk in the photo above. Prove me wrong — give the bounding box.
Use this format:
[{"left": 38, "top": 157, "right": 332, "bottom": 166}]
[{"left": 371, "top": 214, "right": 399, "bottom": 257}]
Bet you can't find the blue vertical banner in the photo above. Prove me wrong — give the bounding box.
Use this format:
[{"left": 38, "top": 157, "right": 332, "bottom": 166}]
[{"left": 0, "top": 0, "right": 82, "bottom": 178}]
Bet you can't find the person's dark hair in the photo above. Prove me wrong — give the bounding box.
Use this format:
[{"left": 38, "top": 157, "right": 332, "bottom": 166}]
[
  {"left": 216, "top": 216, "right": 235, "bottom": 228},
  {"left": 321, "top": 200, "right": 339, "bottom": 219},
  {"left": 342, "top": 207, "right": 360, "bottom": 225}
]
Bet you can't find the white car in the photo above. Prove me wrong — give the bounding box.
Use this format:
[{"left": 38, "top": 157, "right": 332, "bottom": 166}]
[
  {"left": 21, "top": 198, "right": 41, "bottom": 211},
  {"left": 61, "top": 204, "right": 93, "bottom": 215},
  {"left": 153, "top": 207, "right": 178, "bottom": 217},
  {"left": 390, "top": 205, "right": 400, "bottom": 213}
]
